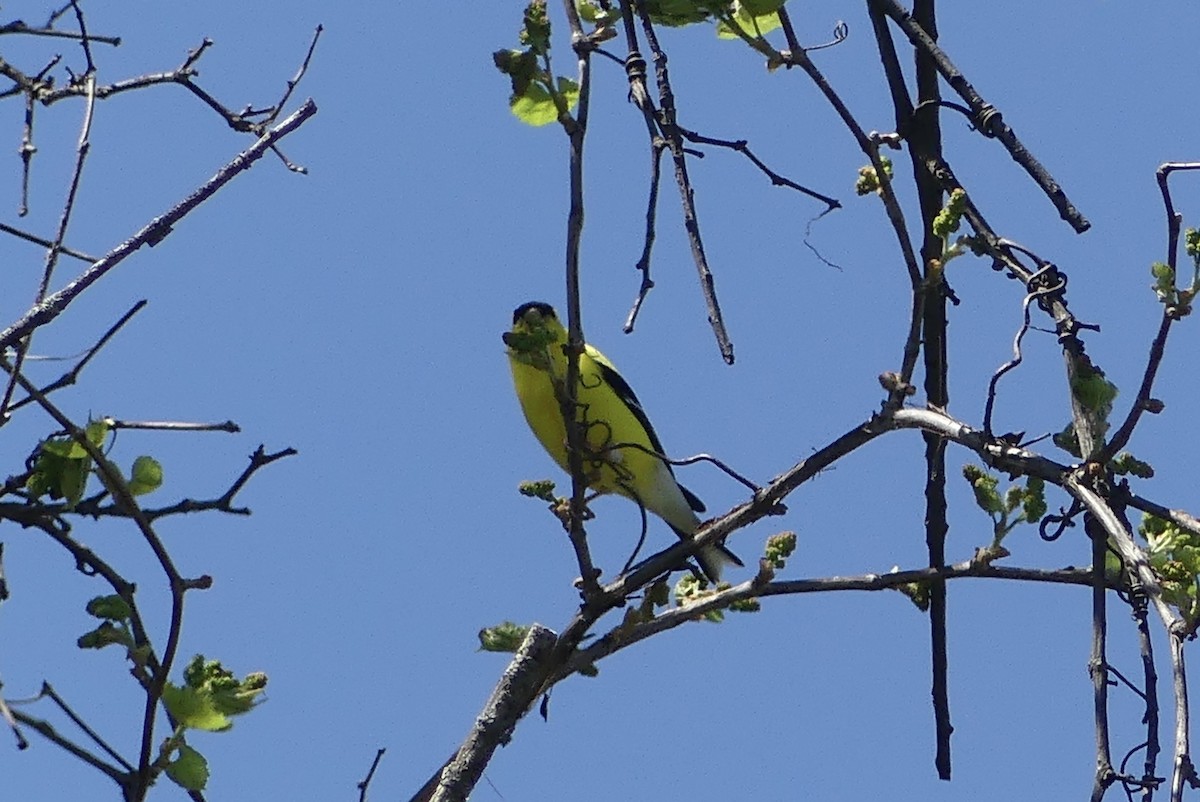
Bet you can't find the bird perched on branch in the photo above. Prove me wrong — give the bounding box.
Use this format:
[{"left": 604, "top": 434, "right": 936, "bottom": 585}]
[{"left": 503, "top": 301, "right": 742, "bottom": 581}]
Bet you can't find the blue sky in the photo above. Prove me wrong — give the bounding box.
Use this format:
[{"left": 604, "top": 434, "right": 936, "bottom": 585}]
[{"left": 1, "top": 1, "right": 1198, "bottom": 800}]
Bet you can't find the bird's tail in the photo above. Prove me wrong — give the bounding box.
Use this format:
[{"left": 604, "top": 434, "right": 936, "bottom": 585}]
[
  {"left": 666, "top": 520, "right": 743, "bottom": 582},
  {"left": 695, "top": 542, "right": 744, "bottom": 584}
]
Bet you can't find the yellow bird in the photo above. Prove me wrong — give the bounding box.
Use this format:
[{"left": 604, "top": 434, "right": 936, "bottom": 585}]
[{"left": 504, "top": 301, "right": 742, "bottom": 581}]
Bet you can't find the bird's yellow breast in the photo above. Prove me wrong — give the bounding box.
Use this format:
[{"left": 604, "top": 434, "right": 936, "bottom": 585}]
[{"left": 508, "top": 348, "right": 663, "bottom": 502}]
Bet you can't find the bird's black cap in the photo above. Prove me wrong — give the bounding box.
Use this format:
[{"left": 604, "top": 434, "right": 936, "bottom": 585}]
[{"left": 512, "top": 301, "right": 557, "bottom": 325}]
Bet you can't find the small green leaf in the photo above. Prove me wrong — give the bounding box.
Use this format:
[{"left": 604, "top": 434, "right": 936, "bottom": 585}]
[
  {"left": 1186, "top": 228, "right": 1200, "bottom": 258},
  {"left": 85, "top": 419, "right": 109, "bottom": 448},
  {"left": 27, "top": 441, "right": 92, "bottom": 508},
  {"left": 1022, "top": 476, "right": 1047, "bottom": 522},
  {"left": 740, "top": 0, "right": 786, "bottom": 14},
  {"left": 165, "top": 745, "right": 209, "bottom": 792},
  {"left": 576, "top": 0, "right": 601, "bottom": 22},
  {"left": 645, "top": 0, "right": 712, "bottom": 26},
  {"left": 128, "top": 456, "right": 163, "bottom": 496},
  {"left": 519, "top": 0, "right": 552, "bottom": 55},
  {"left": 77, "top": 621, "right": 134, "bottom": 650},
  {"left": 1070, "top": 362, "right": 1118, "bottom": 416},
  {"left": 1052, "top": 422, "right": 1081, "bottom": 458},
  {"left": 963, "top": 465, "right": 1003, "bottom": 516},
  {"left": 717, "top": 5, "right": 782, "bottom": 39},
  {"left": 1112, "top": 452, "right": 1155, "bottom": 479},
  {"left": 728, "top": 597, "right": 761, "bottom": 612},
  {"left": 163, "top": 684, "right": 232, "bottom": 732},
  {"left": 764, "top": 530, "right": 797, "bottom": 569},
  {"left": 855, "top": 156, "right": 893, "bottom": 196},
  {"left": 1004, "top": 485, "right": 1023, "bottom": 515},
  {"left": 892, "top": 572, "right": 931, "bottom": 612},
  {"left": 933, "top": 189, "right": 967, "bottom": 239},
  {"left": 1152, "top": 261, "right": 1177, "bottom": 304},
  {"left": 164, "top": 655, "right": 268, "bottom": 731},
  {"left": 478, "top": 621, "right": 530, "bottom": 653},
  {"left": 518, "top": 479, "right": 558, "bottom": 502},
  {"left": 557, "top": 77, "right": 580, "bottom": 113},
  {"left": 58, "top": 456, "right": 91, "bottom": 509},
  {"left": 86, "top": 595, "right": 132, "bottom": 622},
  {"left": 510, "top": 77, "right": 579, "bottom": 127}
]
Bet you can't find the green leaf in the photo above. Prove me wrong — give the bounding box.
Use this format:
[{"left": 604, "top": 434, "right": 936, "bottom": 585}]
[
  {"left": 478, "top": 621, "right": 530, "bottom": 653},
  {"left": 77, "top": 621, "right": 134, "bottom": 650},
  {"left": 1112, "top": 452, "right": 1154, "bottom": 479},
  {"left": 891, "top": 569, "right": 931, "bottom": 612},
  {"left": 518, "top": 479, "right": 557, "bottom": 502},
  {"left": 557, "top": 76, "right": 580, "bottom": 113},
  {"left": 1070, "top": 363, "right": 1118, "bottom": 416},
  {"left": 854, "top": 156, "right": 893, "bottom": 196},
  {"left": 128, "top": 455, "right": 164, "bottom": 496},
  {"left": 86, "top": 595, "right": 132, "bottom": 622},
  {"left": 740, "top": 0, "right": 786, "bottom": 14},
  {"left": 163, "top": 684, "right": 232, "bottom": 732},
  {"left": 1186, "top": 228, "right": 1200, "bottom": 258},
  {"left": 764, "top": 530, "right": 797, "bottom": 569},
  {"left": 27, "top": 441, "right": 91, "bottom": 508},
  {"left": 933, "top": 189, "right": 967, "bottom": 239},
  {"left": 1004, "top": 485, "right": 1023, "bottom": 515},
  {"left": 576, "top": 0, "right": 601, "bottom": 23},
  {"left": 85, "top": 419, "right": 110, "bottom": 448},
  {"left": 508, "top": 76, "right": 579, "bottom": 126},
  {"left": 1152, "top": 261, "right": 1177, "bottom": 304},
  {"left": 519, "top": 0, "right": 552, "bottom": 55},
  {"left": 165, "top": 745, "right": 209, "bottom": 792},
  {"left": 1022, "top": 476, "right": 1047, "bottom": 522},
  {"left": 164, "top": 655, "right": 268, "bottom": 731},
  {"left": 717, "top": 5, "right": 782, "bottom": 39},
  {"left": 962, "top": 465, "right": 1003, "bottom": 516},
  {"left": 58, "top": 455, "right": 91, "bottom": 509},
  {"left": 645, "top": 0, "right": 713, "bottom": 26}
]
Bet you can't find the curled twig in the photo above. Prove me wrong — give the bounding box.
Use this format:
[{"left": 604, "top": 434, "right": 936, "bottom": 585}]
[{"left": 983, "top": 262, "right": 1066, "bottom": 435}]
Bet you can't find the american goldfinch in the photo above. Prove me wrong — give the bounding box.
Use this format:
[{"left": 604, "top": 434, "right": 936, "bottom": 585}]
[{"left": 504, "top": 301, "right": 742, "bottom": 581}]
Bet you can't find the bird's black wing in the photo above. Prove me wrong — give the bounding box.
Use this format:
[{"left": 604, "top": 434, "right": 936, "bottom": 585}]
[{"left": 593, "top": 358, "right": 706, "bottom": 513}]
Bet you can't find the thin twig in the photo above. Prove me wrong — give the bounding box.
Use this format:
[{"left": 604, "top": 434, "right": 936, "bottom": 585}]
[
  {"left": 102, "top": 418, "right": 240, "bottom": 433},
  {"left": 1131, "top": 589, "right": 1162, "bottom": 800},
  {"left": 676, "top": 126, "right": 841, "bottom": 210},
  {"left": 559, "top": 562, "right": 1122, "bottom": 679},
  {"left": 41, "top": 682, "right": 135, "bottom": 772},
  {"left": 557, "top": 1, "right": 601, "bottom": 599},
  {"left": 635, "top": 2, "right": 735, "bottom": 363},
  {"left": 983, "top": 263, "right": 1065, "bottom": 435},
  {"left": 7, "top": 301, "right": 148, "bottom": 413},
  {"left": 1102, "top": 162, "right": 1200, "bottom": 461},
  {"left": 0, "top": 99, "right": 318, "bottom": 352},
  {"left": 263, "top": 25, "right": 323, "bottom": 126},
  {"left": 1089, "top": 516, "right": 1116, "bottom": 801},
  {"left": 1167, "top": 635, "right": 1192, "bottom": 802},
  {"left": 356, "top": 747, "right": 386, "bottom": 802},
  {"left": 8, "top": 708, "right": 126, "bottom": 784},
  {"left": 3, "top": 370, "right": 186, "bottom": 797},
  {"left": 0, "top": 56, "right": 97, "bottom": 419},
  {"left": 0, "top": 221, "right": 96, "bottom": 262},
  {"left": 617, "top": 15, "right": 663, "bottom": 333},
  {"left": 869, "top": 0, "right": 1090, "bottom": 232}
]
